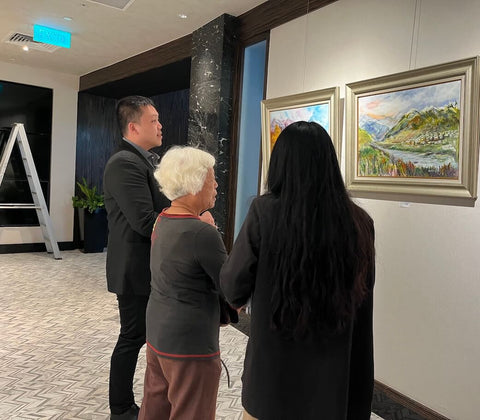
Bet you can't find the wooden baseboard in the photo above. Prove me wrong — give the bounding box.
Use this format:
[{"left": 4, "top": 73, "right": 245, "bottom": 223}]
[
  {"left": 0, "top": 242, "right": 76, "bottom": 254},
  {"left": 374, "top": 380, "right": 451, "bottom": 420}
]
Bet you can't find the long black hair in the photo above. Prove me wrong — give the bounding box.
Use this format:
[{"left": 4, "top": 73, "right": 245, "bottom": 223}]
[{"left": 267, "top": 121, "right": 374, "bottom": 339}]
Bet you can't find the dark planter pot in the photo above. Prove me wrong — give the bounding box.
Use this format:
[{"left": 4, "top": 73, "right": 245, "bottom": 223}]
[{"left": 83, "top": 208, "right": 108, "bottom": 253}]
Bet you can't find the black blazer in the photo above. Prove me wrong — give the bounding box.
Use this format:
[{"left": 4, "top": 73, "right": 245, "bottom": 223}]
[
  {"left": 220, "top": 195, "right": 375, "bottom": 420},
  {"left": 103, "top": 141, "right": 168, "bottom": 296}
]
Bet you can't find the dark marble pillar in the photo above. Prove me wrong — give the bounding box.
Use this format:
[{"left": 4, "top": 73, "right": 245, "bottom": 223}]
[{"left": 188, "top": 14, "right": 237, "bottom": 236}]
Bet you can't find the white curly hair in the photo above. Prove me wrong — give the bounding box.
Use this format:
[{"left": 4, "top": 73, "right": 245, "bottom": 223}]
[{"left": 155, "top": 146, "right": 216, "bottom": 201}]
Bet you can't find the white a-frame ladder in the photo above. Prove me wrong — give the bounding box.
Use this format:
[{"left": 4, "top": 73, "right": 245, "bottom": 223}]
[{"left": 0, "top": 123, "right": 61, "bottom": 259}]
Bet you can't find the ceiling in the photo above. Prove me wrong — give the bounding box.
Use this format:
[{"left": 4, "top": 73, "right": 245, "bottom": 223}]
[{"left": 0, "top": 0, "right": 266, "bottom": 77}]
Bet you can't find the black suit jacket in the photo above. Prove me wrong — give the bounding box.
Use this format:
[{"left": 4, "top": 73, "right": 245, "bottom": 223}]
[
  {"left": 103, "top": 141, "right": 168, "bottom": 295},
  {"left": 220, "top": 195, "right": 375, "bottom": 420}
]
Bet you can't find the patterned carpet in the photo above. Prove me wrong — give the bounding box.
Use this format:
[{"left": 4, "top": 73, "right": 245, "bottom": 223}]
[
  {"left": 0, "top": 250, "right": 384, "bottom": 419},
  {"left": 371, "top": 386, "right": 426, "bottom": 420}
]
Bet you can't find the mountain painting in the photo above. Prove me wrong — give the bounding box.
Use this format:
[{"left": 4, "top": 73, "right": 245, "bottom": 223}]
[
  {"left": 270, "top": 103, "right": 330, "bottom": 151},
  {"left": 357, "top": 80, "right": 461, "bottom": 179}
]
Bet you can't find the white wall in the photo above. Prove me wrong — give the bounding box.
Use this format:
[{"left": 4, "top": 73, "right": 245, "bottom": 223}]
[
  {"left": 0, "top": 61, "right": 78, "bottom": 244},
  {"left": 267, "top": 1, "right": 480, "bottom": 419}
]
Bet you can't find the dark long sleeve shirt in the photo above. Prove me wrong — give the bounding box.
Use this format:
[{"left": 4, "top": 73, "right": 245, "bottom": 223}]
[{"left": 147, "top": 212, "right": 227, "bottom": 359}]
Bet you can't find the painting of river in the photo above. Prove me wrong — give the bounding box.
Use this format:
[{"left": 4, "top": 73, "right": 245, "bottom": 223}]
[{"left": 357, "top": 79, "right": 461, "bottom": 179}]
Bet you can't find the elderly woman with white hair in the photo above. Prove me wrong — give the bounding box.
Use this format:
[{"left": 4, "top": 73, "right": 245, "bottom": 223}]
[{"left": 138, "top": 146, "right": 229, "bottom": 420}]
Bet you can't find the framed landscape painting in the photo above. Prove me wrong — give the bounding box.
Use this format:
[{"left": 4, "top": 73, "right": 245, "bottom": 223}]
[
  {"left": 260, "top": 87, "right": 340, "bottom": 190},
  {"left": 345, "top": 57, "right": 480, "bottom": 204}
]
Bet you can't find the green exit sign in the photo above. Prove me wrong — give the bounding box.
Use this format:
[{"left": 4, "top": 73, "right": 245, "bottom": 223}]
[{"left": 33, "top": 25, "right": 71, "bottom": 48}]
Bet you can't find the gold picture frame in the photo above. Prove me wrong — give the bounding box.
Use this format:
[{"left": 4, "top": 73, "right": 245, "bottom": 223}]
[
  {"left": 260, "top": 87, "right": 340, "bottom": 190},
  {"left": 345, "top": 56, "right": 480, "bottom": 205}
]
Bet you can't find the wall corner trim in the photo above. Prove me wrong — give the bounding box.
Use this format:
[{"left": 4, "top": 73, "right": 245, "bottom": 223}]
[{"left": 374, "top": 380, "right": 451, "bottom": 420}]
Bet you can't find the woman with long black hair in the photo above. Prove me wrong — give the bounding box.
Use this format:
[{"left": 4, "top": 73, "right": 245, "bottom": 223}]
[{"left": 220, "top": 121, "right": 375, "bottom": 420}]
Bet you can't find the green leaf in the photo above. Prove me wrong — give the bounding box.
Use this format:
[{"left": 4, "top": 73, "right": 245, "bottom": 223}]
[{"left": 71, "top": 178, "right": 105, "bottom": 213}]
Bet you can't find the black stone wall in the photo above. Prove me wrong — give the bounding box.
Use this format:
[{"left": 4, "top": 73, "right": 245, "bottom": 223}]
[{"left": 188, "top": 14, "right": 237, "bottom": 236}]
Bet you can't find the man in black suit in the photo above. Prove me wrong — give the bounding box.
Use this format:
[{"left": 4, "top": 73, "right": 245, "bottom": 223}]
[{"left": 103, "top": 96, "right": 168, "bottom": 420}]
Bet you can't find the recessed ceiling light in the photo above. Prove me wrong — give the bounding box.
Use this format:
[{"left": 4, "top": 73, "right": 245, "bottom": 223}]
[
  {"left": 22, "top": 45, "right": 29, "bottom": 51},
  {"left": 178, "top": 13, "right": 188, "bottom": 19},
  {"left": 64, "top": 16, "right": 73, "bottom": 21}
]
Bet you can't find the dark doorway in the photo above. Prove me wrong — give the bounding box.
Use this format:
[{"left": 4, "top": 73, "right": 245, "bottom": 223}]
[{"left": 0, "top": 80, "right": 53, "bottom": 226}]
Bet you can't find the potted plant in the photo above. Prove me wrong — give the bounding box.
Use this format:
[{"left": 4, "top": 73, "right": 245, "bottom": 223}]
[{"left": 72, "top": 178, "right": 108, "bottom": 253}]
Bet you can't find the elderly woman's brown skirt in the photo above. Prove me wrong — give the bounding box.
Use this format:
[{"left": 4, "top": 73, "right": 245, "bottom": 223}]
[{"left": 138, "top": 345, "right": 221, "bottom": 420}]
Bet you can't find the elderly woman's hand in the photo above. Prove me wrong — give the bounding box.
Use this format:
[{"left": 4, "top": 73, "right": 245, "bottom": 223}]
[{"left": 199, "top": 211, "right": 216, "bottom": 227}]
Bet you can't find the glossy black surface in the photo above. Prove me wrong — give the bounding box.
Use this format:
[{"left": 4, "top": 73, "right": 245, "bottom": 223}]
[
  {"left": 0, "top": 81, "right": 52, "bottom": 226},
  {"left": 188, "top": 14, "right": 237, "bottom": 236}
]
